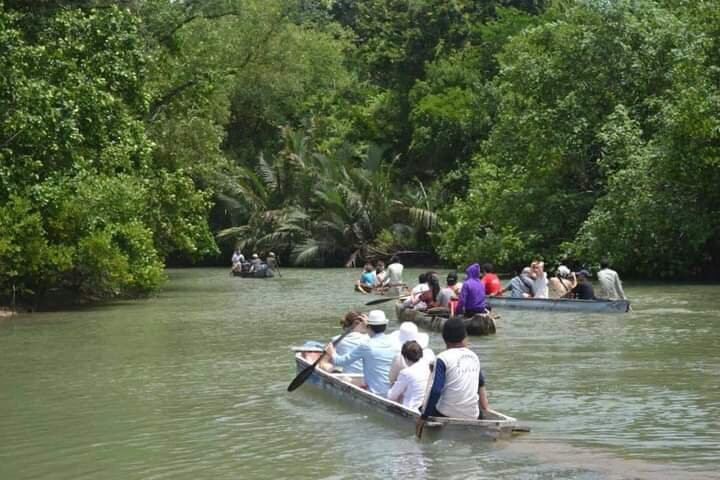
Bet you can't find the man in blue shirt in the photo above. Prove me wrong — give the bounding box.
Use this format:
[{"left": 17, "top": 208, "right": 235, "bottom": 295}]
[{"left": 326, "top": 309, "right": 400, "bottom": 396}]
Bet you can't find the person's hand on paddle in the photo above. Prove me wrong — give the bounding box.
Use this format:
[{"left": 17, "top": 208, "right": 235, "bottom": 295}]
[{"left": 324, "top": 342, "right": 336, "bottom": 358}]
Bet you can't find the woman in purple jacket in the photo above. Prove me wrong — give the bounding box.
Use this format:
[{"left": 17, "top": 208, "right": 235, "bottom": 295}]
[{"left": 457, "top": 263, "right": 487, "bottom": 317}]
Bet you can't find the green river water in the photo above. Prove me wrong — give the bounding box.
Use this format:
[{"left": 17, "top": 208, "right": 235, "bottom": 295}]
[{"left": 1, "top": 268, "right": 719, "bottom": 480}]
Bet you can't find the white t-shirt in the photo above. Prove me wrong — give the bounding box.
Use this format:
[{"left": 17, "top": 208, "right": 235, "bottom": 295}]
[
  {"left": 388, "top": 348, "right": 436, "bottom": 385},
  {"left": 387, "top": 263, "right": 404, "bottom": 284},
  {"left": 387, "top": 360, "right": 431, "bottom": 411},
  {"left": 532, "top": 272, "right": 548, "bottom": 298},
  {"left": 435, "top": 347, "right": 481, "bottom": 419}
]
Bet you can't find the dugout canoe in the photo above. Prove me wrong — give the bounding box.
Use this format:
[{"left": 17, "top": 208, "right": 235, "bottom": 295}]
[
  {"left": 486, "top": 296, "right": 630, "bottom": 313},
  {"left": 394, "top": 302, "right": 497, "bottom": 335},
  {"left": 232, "top": 269, "right": 274, "bottom": 278},
  {"left": 291, "top": 349, "right": 521, "bottom": 440}
]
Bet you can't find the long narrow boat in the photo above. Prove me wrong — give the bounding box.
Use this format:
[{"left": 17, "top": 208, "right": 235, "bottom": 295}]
[
  {"left": 487, "top": 296, "right": 630, "bottom": 313},
  {"left": 394, "top": 302, "right": 497, "bottom": 335},
  {"left": 233, "top": 269, "right": 274, "bottom": 278},
  {"left": 292, "top": 349, "right": 520, "bottom": 440}
]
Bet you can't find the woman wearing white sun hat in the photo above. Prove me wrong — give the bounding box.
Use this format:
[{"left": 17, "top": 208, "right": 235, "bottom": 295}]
[{"left": 388, "top": 322, "right": 436, "bottom": 386}]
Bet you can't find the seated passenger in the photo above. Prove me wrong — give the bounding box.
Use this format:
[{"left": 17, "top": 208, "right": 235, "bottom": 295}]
[
  {"left": 388, "top": 322, "right": 435, "bottom": 385},
  {"left": 457, "top": 263, "right": 487, "bottom": 317},
  {"left": 249, "top": 253, "right": 263, "bottom": 272},
  {"left": 374, "top": 261, "right": 389, "bottom": 289},
  {"left": 548, "top": 265, "right": 576, "bottom": 299},
  {"left": 409, "top": 273, "right": 441, "bottom": 310},
  {"left": 480, "top": 263, "right": 502, "bottom": 297},
  {"left": 499, "top": 267, "right": 535, "bottom": 298},
  {"left": 356, "top": 263, "right": 376, "bottom": 293},
  {"left": 403, "top": 272, "right": 429, "bottom": 308},
  {"left": 530, "top": 261, "right": 549, "bottom": 298},
  {"left": 387, "top": 341, "right": 431, "bottom": 411},
  {"left": 571, "top": 270, "right": 595, "bottom": 300},
  {"left": 326, "top": 310, "right": 400, "bottom": 396},
  {"left": 322, "top": 311, "right": 369, "bottom": 374},
  {"left": 419, "top": 317, "right": 489, "bottom": 428}
]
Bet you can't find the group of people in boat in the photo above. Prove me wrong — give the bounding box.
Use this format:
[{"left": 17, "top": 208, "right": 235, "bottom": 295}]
[
  {"left": 231, "top": 249, "right": 279, "bottom": 275},
  {"left": 498, "top": 258, "right": 627, "bottom": 301},
  {"left": 321, "top": 310, "right": 488, "bottom": 430},
  {"left": 355, "top": 256, "right": 405, "bottom": 294},
  {"left": 395, "top": 258, "right": 627, "bottom": 317}
]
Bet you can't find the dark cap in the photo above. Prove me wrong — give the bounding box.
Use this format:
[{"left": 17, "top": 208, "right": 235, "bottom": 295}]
[
  {"left": 446, "top": 271, "right": 458, "bottom": 285},
  {"left": 442, "top": 317, "right": 467, "bottom": 343},
  {"left": 575, "top": 269, "right": 591, "bottom": 278}
]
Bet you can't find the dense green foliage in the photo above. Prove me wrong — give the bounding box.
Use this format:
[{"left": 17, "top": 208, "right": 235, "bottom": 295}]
[{"left": 1, "top": 0, "right": 719, "bottom": 306}]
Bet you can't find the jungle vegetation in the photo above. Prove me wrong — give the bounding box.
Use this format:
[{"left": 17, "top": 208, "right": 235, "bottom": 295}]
[{"left": 1, "top": 0, "right": 718, "bottom": 305}]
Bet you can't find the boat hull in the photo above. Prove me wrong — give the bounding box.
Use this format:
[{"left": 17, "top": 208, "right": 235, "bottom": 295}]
[
  {"left": 394, "top": 302, "right": 497, "bottom": 335},
  {"left": 487, "top": 296, "right": 629, "bottom": 313},
  {"left": 233, "top": 269, "right": 274, "bottom": 278},
  {"left": 292, "top": 352, "right": 518, "bottom": 440}
]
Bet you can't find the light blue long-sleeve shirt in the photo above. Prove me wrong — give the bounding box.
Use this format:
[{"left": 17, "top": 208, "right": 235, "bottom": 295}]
[{"left": 332, "top": 332, "right": 400, "bottom": 396}]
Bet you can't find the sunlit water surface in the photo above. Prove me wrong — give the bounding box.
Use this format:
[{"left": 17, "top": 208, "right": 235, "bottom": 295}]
[{"left": 1, "top": 268, "right": 718, "bottom": 479}]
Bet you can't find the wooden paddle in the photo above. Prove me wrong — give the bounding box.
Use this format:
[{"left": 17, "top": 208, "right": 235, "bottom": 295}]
[
  {"left": 365, "top": 294, "right": 410, "bottom": 306},
  {"left": 287, "top": 323, "right": 357, "bottom": 392}
]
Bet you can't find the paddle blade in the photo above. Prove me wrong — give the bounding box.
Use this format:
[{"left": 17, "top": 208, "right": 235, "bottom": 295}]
[
  {"left": 287, "top": 363, "right": 317, "bottom": 392},
  {"left": 365, "top": 295, "right": 409, "bottom": 306}
]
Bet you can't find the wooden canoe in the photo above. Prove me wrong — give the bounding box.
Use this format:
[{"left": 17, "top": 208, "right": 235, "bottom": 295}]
[
  {"left": 487, "top": 296, "right": 629, "bottom": 313},
  {"left": 394, "top": 302, "right": 497, "bottom": 335},
  {"left": 233, "top": 269, "right": 274, "bottom": 278},
  {"left": 292, "top": 350, "right": 520, "bottom": 440}
]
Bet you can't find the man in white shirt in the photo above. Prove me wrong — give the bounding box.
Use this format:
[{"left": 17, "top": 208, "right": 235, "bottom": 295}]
[
  {"left": 417, "top": 317, "right": 489, "bottom": 434},
  {"left": 531, "top": 261, "right": 549, "bottom": 298},
  {"left": 597, "top": 258, "right": 627, "bottom": 300}
]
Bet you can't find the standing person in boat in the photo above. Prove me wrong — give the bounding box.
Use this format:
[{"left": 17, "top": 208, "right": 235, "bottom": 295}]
[
  {"left": 418, "top": 317, "right": 489, "bottom": 431},
  {"left": 548, "top": 265, "right": 576, "bottom": 299},
  {"left": 388, "top": 322, "right": 435, "bottom": 385},
  {"left": 321, "top": 311, "right": 369, "bottom": 374},
  {"left": 597, "top": 258, "right": 628, "bottom": 300},
  {"left": 571, "top": 270, "right": 596, "bottom": 300},
  {"left": 386, "top": 255, "right": 405, "bottom": 295},
  {"left": 480, "top": 263, "right": 502, "bottom": 297},
  {"left": 266, "top": 252, "right": 280, "bottom": 275},
  {"left": 530, "top": 261, "right": 549, "bottom": 298},
  {"left": 356, "top": 263, "right": 376, "bottom": 294},
  {"left": 387, "top": 341, "right": 431, "bottom": 412},
  {"left": 499, "top": 267, "right": 535, "bottom": 298},
  {"left": 456, "top": 263, "right": 487, "bottom": 317},
  {"left": 326, "top": 310, "right": 400, "bottom": 396},
  {"left": 231, "top": 249, "right": 245, "bottom": 273}
]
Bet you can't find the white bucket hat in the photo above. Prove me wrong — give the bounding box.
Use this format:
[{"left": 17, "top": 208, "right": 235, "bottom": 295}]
[
  {"left": 391, "top": 321, "right": 429, "bottom": 348},
  {"left": 367, "top": 310, "right": 389, "bottom": 326}
]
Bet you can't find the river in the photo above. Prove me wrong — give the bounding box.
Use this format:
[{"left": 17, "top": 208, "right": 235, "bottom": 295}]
[{"left": 1, "top": 268, "right": 718, "bottom": 479}]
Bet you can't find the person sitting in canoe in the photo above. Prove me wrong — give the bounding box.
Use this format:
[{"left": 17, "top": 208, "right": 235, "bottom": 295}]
[
  {"left": 325, "top": 310, "right": 400, "bottom": 397},
  {"left": 248, "top": 253, "right": 263, "bottom": 272},
  {"left": 498, "top": 267, "right": 535, "bottom": 298},
  {"left": 480, "top": 263, "right": 501, "bottom": 297},
  {"left": 402, "top": 272, "right": 429, "bottom": 309},
  {"left": 438, "top": 271, "right": 460, "bottom": 312},
  {"left": 387, "top": 341, "right": 430, "bottom": 412},
  {"left": 548, "top": 265, "right": 576, "bottom": 299},
  {"left": 407, "top": 273, "right": 441, "bottom": 310},
  {"left": 355, "top": 263, "right": 376, "bottom": 294},
  {"left": 374, "top": 261, "right": 390, "bottom": 291},
  {"left": 388, "top": 321, "right": 435, "bottom": 386},
  {"left": 571, "top": 270, "right": 596, "bottom": 300},
  {"left": 418, "top": 317, "right": 489, "bottom": 431},
  {"left": 456, "top": 263, "right": 488, "bottom": 317},
  {"left": 320, "top": 311, "right": 369, "bottom": 374}
]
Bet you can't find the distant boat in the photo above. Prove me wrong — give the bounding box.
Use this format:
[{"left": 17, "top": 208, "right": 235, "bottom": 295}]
[
  {"left": 291, "top": 349, "right": 522, "bottom": 440},
  {"left": 232, "top": 269, "right": 274, "bottom": 278},
  {"left": 487, "top": 296, "right": 630, "bottom": 313}
]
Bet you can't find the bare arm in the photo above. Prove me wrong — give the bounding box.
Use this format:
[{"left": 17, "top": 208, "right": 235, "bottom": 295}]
[{"left": 479, "top": 385, "right": 489, "bottom": 411}]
